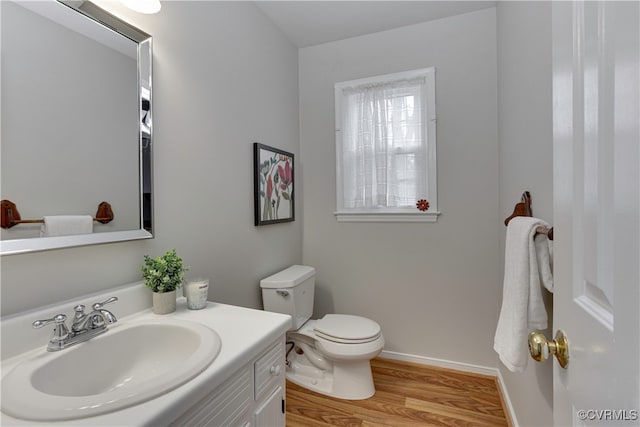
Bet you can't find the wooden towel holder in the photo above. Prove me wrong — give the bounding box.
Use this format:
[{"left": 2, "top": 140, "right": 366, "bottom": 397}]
[
  {"left": 0, "top": 199, "right": 114, "bottom": 229},
  {"left": 504, "top": 191, "right": 554, "bottom": 240}
]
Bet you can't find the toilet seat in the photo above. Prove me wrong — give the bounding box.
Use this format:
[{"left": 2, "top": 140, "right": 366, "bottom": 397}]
[
  {"left": 291, "top": 318, "right": 385, "bottom": 363},
  {"left": 313, "top": 314, "right": 381, "bottom": 344}
]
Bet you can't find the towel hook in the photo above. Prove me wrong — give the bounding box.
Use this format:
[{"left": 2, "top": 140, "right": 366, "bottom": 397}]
[
  {"left": 504, "top": 191, "right": 532, "bottom": 226},
  {"left": 504, "top": 192, "right": 553, "bottom": 240}
]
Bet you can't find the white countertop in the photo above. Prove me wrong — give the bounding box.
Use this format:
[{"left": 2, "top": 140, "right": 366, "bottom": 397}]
[{"left": 1, "top": 294, "right": 291, "bottom": 426}]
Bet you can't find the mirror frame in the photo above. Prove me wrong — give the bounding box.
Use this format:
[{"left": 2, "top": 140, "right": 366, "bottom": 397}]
[{"left": 0, "top": 0, "right": 154, "bottom": 256}]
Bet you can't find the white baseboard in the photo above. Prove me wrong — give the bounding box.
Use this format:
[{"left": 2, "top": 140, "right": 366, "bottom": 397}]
[
  {"left": 378, "top": 350, "right": 518, "bottom": 426},
  {"left": 379, "top": 350, "right": 497, "bottom": 376},
  {"left": 495, "top": 368, "right": 519, "bottom": 427}
]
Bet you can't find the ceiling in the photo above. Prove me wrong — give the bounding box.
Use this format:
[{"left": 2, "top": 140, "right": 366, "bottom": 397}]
[{"left": 254, "top": 1, "right": 497, "bottom": 48}]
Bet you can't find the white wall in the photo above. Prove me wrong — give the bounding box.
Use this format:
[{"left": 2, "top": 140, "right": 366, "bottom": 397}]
[
  {"left": 0, "top": 1, "right": 301, "bottom": 316},
  {"left": 299, "top": 8, "right": 501, "bottom": 367},
  {"left": 497, "top": 2, "right": 553, "bottom": 426}
]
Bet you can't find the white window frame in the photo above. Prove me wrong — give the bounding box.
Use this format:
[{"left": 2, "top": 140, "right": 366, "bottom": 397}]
[{"left": 334, "top": 67, "right": 439, "bottom": 223}]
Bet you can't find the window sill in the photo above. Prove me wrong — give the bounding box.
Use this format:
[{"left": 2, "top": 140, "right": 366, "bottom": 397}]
[{"left": 334, "top": 211, "right": 440, "bottom": 223}]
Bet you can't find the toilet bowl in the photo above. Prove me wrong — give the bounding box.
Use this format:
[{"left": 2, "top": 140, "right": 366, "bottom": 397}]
[{"left": 260, "top": 265, "right": 384, "bottom": 400}]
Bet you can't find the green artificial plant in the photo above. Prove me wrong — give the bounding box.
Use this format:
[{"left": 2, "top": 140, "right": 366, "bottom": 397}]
[{"left": 141, "top": 249, "right": 188, "bottom": 293}]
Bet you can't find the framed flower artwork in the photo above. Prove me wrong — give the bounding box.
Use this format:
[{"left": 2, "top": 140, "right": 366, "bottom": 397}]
[{"left": 253, "top": 143, "right": 294, "bottom": 226}]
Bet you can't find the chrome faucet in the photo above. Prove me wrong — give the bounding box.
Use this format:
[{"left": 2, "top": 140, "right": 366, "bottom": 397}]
[
  {"left": 71, "top": 297, "right": 118, "bottom": 332},
  {"left": 33, "top": 297, "right": 118, "bottom": 351}
]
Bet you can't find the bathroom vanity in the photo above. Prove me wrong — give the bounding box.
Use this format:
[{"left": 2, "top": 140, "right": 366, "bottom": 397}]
[{"left": 0, "top": 283, "right": 291, "bottom": 426}]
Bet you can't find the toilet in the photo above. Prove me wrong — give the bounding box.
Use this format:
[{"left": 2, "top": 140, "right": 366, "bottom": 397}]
[{"left": 260, "top": 265, "right": 384, "bottom": 400}]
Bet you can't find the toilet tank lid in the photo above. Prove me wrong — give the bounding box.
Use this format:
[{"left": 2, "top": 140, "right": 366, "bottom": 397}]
[{"left": 260, "top": 265, "right": 316, "bottom": 289}]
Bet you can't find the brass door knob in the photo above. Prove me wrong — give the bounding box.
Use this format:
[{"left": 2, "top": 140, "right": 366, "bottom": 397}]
[{"left": 528, "top": 330, "right": 569, "bottom": 368}]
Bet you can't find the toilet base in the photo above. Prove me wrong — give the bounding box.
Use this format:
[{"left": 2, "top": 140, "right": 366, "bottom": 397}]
[{"left": 286, "top": 349, "right": 375, "bottom": 400}]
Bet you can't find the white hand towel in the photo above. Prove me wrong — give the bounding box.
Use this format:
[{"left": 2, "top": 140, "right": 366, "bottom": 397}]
[
  {"left": 494, "top": 216, "right": 550, "bottom": 372},
  {"left": 40, "top": 215, "right": 93, "bottom": 237}
]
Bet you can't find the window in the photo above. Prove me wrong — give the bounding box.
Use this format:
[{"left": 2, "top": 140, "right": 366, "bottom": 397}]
[{"left": 334, "top": 68, "right": 438, "bottom": 222}]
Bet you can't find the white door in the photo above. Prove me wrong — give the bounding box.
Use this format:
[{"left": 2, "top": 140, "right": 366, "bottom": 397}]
[{"left": 552, "top": 1, "right": 640, "bottom": 425}]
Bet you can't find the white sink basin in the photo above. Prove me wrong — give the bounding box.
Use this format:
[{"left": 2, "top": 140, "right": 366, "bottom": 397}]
[{"left": 1, "top": 318, "right": 221, "bottom": 421}]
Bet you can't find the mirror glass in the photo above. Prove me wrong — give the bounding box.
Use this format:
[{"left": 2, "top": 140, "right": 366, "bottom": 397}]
[{"left": 1, "top": 0, "right": 153, "bottom": 255}]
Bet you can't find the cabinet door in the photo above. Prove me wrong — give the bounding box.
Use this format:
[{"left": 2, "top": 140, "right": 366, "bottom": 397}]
[
  {"left": 171, "top": 368, "right": 251, "bottom": 427},
  {"left": 254, "top": 386, "right": 284, "bottom": 427}
]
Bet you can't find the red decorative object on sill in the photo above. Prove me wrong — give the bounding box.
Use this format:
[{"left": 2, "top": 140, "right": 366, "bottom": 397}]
[{"left": 416, "top": 199, "right": 430, "bottom": 212}]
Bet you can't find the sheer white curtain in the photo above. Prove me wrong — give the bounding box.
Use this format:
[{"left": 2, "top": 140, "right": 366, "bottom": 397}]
[{"left": 341, "top": 78, "right": 426, "bottom": 209}]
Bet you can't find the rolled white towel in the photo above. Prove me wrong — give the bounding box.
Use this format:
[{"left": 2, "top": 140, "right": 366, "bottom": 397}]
[{"left": 40, "top": 215, "right": 93, "bottom": 237}]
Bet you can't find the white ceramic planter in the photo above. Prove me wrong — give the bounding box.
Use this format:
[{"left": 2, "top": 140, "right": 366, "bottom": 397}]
[{"left": 152, "top": 290, "right": 177, "bottom": 314}]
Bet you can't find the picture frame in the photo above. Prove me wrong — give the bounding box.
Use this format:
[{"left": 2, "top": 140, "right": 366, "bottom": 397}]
[{"left": 253, "top": 143, "right": 295, "bottom": 226}]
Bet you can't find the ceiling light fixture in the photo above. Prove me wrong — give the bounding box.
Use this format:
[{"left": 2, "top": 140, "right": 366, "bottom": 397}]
[{"left": 120, "top": 0, "right": 161, "bottom": 14}]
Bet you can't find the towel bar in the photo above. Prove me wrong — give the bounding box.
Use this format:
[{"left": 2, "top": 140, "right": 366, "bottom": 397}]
[
  {"left": 504, "top": 192, "right": 554, "bottom": 240},
  {"left": 0, "top": 200, "right": 114, "bottom": 229}
]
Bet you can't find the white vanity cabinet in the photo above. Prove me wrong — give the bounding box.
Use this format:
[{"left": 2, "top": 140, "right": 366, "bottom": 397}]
[
  {"left": 1, "top": 285, "right": 292, "bottom": 427},
  {"left": 171, "top": 337, "right": 286, "bottom": 427}
]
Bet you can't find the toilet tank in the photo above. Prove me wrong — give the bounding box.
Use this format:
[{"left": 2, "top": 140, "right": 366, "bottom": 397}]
[{"left": 260, "top": 265, "right": 315, "bottom": 330}]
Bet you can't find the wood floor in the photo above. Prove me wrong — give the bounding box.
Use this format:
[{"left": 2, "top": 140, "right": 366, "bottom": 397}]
[{"left": 285, "top": 358, "right": 511, "bottom": 427}]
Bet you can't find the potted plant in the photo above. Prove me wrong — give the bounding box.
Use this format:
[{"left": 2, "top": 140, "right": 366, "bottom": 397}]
[{"left": 141, "top": 249, "right": 188, "bottom": 314}]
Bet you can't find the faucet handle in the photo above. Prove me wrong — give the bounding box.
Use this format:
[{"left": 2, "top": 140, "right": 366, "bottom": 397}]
[
  {"left": 92, "top": 296, "right": 118, "bottom": 311},
  {"left": 33, "top": 314, "right": 69, "bottom": 345},
  {"left": 33, "top": 313, "right": 68, "bottom": 329}
]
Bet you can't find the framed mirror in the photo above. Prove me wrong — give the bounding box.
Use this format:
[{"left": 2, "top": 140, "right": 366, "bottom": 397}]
[{"left": 0, "top": 0, "right": 153, "bottom": 255}]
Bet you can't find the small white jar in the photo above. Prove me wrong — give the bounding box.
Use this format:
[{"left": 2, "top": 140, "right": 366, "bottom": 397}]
[{"left": 184, "top": 278, "right": 209, "bottom": 310}]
